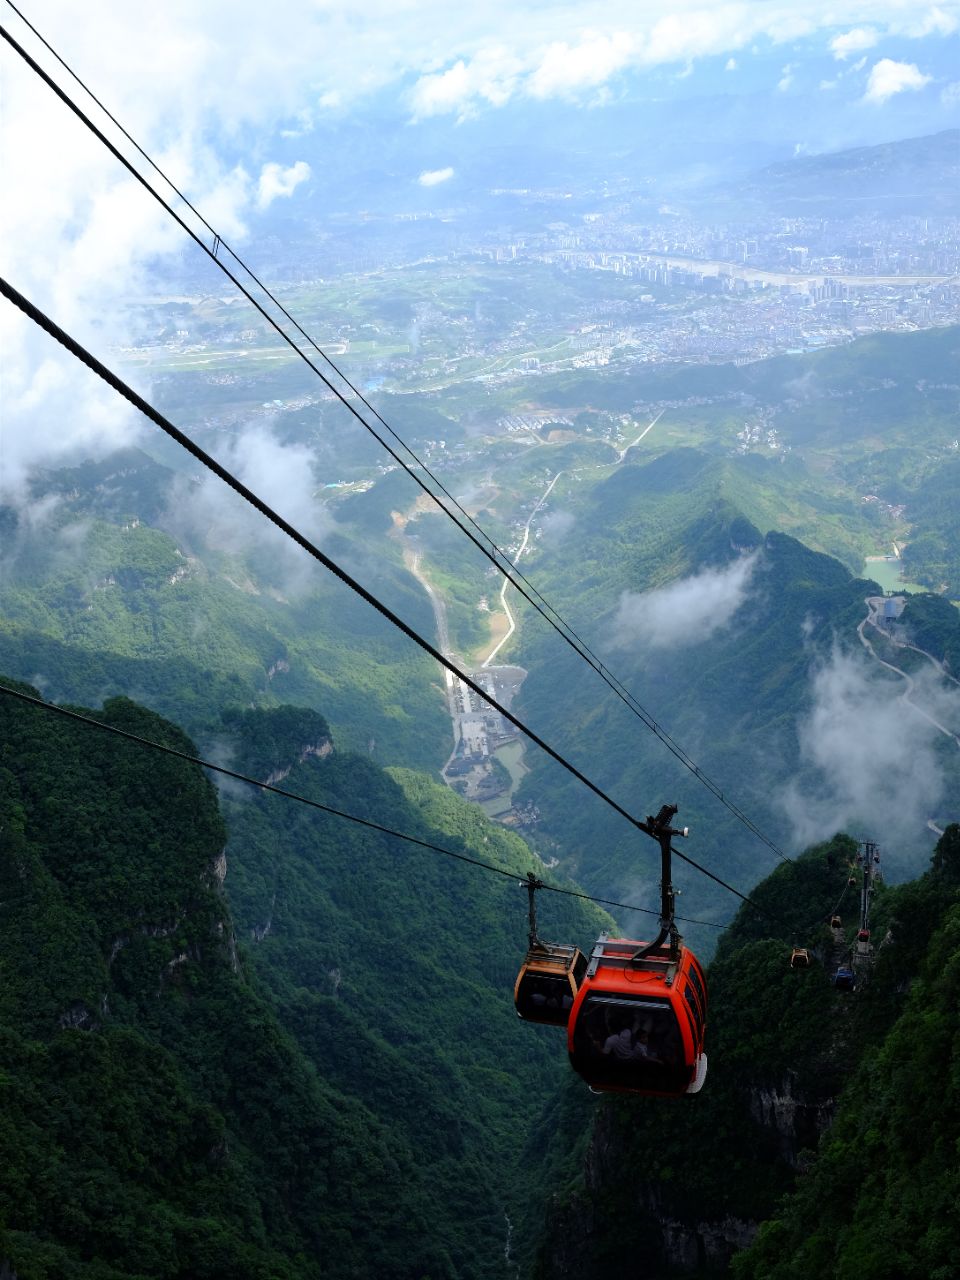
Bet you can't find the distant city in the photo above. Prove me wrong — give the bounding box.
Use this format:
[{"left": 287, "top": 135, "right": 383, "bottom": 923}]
[
  {"left": 122, "top": 188, "right": 959, "bottom": 474},
  {"left": 456, "top": 207, "right": 958, "bottom": 369}
]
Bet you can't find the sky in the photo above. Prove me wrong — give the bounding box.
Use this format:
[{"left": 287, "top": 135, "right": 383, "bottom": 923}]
[{"left": 1, "top": 0, "right": 958, "bottom": 496}]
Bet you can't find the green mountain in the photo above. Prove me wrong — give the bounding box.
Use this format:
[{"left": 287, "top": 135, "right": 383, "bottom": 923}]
[
  {"left": 734, "top": 834, "right": 960, "bottom": 1280},
  {"left": 898, "top": 455, "right": 960, "bottom": 596},
  {"left": 508, "top": 448, "right": 902, "bottom": 932},
  {"left": 533, "top": 827, "right": 960, "bottom": 1280},
  {"left": 216, "top": 705, "right": 615, "bottom": 1277},
  {"left": 0, "top": 680, "right": 608, "bottom": 1278},
  {"left": 0, "top": 682, "right": 435, "bottom": 1279},
  {"left": 720, "top": 130, "right": 960, "bottom": 215},
  {"left": 0, "top": 449, "right": 449, "bottom": 769},
  {"left": 891, "top": 593, "right": 960, "bottom": 675}
]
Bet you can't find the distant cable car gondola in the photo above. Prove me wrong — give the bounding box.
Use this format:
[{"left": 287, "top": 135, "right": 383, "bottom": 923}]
[
  {"left": 514, "top": 873, "right": 587, "bottom": 1026},
  {"left": 566, "top": 805, "right": 708, "bottom": 1098},
  {"left": 834, "top": 965, "right": 856, "bottom": 991},
  {"left": 790, "top": 947, "right": 811, "bottom": 969},
  {"left": 857, "top": 928, "right": 870, "bottom": 944},
  {"left": 830, "top": 914, "right": 842, "bottom": 929}
]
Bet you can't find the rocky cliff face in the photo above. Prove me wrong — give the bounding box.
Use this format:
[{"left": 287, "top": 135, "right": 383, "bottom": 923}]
[
  {"left": 747, "top": 1072, "right": 836, "bottom": 1167},
  {"left": 261, "top": 736, "right": 333, "bottom": 786},
  {"left": 537, "top": 1067, "right": 838, "bottom": 1280}
]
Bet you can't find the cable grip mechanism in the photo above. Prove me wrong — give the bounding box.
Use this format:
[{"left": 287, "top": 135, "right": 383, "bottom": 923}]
[
  {"left": 633, "top": 803, "right": 689, "bottom": 962},
  {"left": 524, "top": 871, "right": 546, "bottom": 950}
]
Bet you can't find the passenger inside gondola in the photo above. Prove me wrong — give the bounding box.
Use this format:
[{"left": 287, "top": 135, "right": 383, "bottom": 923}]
[
  {"left": 516, "top": 974, "right": 573, "bottom": 1019},
  {"left": 572, "top": 994, "right": 689, "bottom": 1092}
]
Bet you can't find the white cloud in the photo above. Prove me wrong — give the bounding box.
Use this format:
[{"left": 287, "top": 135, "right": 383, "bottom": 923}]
[
  {"left": 725, "top": 57, "right": 738, "bottom": 70},
  {"left": 537, "top": 509, "right": 575, "bottom": 545},
  {"left": 406, "top": 2, "right": 960, "bottom": 118},
  {"left": 255, "top": 160, "right": 311, "bottom": 210},
  {"left": 610, "top": 554, "right": 758, "bottom": 652},
  {"left": 896, "top": 5, "right": 959, "bottom": 38},
  {"left": 942, "top": 80, "right": 960, "bottom": 105},
  {"left": 410, "top": 47, "right": 523, "bottom": 120},
  {"left": 163, "top": 422, "right": 332, "bottom": 592},
  {"left": 412, "top": 60, "right": 472, "bottom": 117},
  {"left": 0, "top": 0, "right": 332, "bottom": 506},
  {"left": 527, "top": 32, "right": 635, "bottom": 99},
  {"left": 0, "top": 319, "right": 142, "bottom": 502},
  {"left": 643, "top": 8, "right": 756, "bottom": 65},
  {"left": 829, "top": 27, "right": 879, "bottom": 59},
  {"left": 418, "top": 166, "right": 455, "bottom": 187},
  {"left": 781, "top": 648, "right": 960, "bottom": 853},
  {"left": 777, "top": 62, "right": 795, "bottom": 91},
  {"left": 863, "top": 57, "right": 933, "bottom": 103}
]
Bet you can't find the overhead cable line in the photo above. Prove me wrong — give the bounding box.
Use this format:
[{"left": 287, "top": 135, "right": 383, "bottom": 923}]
[
  {"left": 0, "top": 6, "right": 789, "bottom": 867},
  {"left": 0, "top": 682, "right": 726, "bottom": 931},
  {"left": 0, "top": 272, "right": 761, "bottom": 916}
]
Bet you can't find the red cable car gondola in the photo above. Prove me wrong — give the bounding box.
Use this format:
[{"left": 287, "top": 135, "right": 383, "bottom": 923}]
[
  {"left": 566, "top": 804, "right": 708, "bottom": 1098},
  {"left": 567, "top": 934, "right": 708, "bottom": 1097}
]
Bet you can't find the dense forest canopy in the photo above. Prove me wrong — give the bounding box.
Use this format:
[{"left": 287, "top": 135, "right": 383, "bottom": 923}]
[{"left": 0, "top": 682, "right": 611, "bottom": 1278}]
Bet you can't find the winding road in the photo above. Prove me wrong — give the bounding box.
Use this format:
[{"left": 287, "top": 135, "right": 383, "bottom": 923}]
[
  {"left": 482, "top": 471, "right": 564, "bottom": 668},
  {"left": 480, "top": 409, "right": 665, "bottom": 668},
  {"left": 857, "top": 596, "right": 960, "bottom": 748}
]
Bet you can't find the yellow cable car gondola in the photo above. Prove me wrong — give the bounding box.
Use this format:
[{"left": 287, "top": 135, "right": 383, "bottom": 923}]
[
  {"left": 515, "top": 941, "right": 587, "bottom": 1025},
  {"left": 514, "top": 873, "right": 587, "bottom": 1026}
]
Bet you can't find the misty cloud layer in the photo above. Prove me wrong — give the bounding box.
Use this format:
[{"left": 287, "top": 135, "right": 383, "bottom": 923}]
[
  {"left": 162, "top": 422, "right": 332, "bottom": 593},
  {"left": 610, "top": 553, "right": 758, "bottom": 652},
  {"left": 782, "top": 647, "right": 960, "bottom": 853},
  {"left": 537, "top": 509, "right": 576, "bottom": 545},
  {"left": 1, "top": 1, "right": 317, "bottom": 508}
]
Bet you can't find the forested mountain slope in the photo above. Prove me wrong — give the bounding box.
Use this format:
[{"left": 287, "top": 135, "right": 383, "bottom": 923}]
[
  {"left": 534, "top": 827, "right": 960, "bottom": 1280},
  {"left": 0, "top": 681, "right": 608, "bottom": 1278},
  {"left": 217, "top": 704, "right": 613, "bottom": 1276},
  {"left": 726, "top": 129, "right": 960, "bottom": 215},
  {"left": 511, "top": 448, "right": 901, "bottom": 931},
  {"left": 0, "top": 449, "right": 448, "bottom": 769},
  {"left": 0, "top": 682, "right": 435, "bottom": 1278},
  {"left": 527, "top": 325, "right": 960, "bottom": 592},
  {"left": 732, "top": 830, "right": 960, "bottom": 1280}
]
